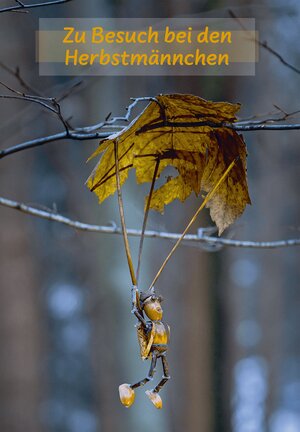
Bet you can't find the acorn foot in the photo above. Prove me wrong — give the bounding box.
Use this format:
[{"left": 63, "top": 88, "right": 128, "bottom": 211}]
[
  {"left": 145, "top": 389, "right": 163, "bottom": 409},
  {"left": 119, "top": 383, "right": 135, "bottom": 408}
]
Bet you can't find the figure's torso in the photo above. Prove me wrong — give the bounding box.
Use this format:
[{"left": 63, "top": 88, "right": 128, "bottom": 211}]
[
  {"left": 152, "top": 321, "right": 169, "bottom": 345},
  {"left": 136, "top": 320, "right": 170, "bottom": 359}
]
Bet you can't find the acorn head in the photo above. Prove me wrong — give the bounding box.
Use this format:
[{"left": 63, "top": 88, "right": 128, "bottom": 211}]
[{"left": 140, "top": 287, "right": 163, "bottom": 321}]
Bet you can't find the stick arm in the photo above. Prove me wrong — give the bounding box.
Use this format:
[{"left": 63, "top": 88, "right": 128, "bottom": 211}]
[{"left": 131, "top": 286, "right": 147, "bottom": 326}]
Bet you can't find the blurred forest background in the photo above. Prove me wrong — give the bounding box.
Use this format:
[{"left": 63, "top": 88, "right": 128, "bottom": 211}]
[{"left": 0, "top": 0, "right": 299, "bottom": 431}]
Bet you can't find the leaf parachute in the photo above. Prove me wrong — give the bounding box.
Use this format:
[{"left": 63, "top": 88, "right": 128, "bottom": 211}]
[{"left": 86, "top": 94, "right": 251, "bottom": 234}]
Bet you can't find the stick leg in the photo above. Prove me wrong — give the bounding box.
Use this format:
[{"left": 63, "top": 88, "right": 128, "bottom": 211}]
[
  {"left": 131, "top": 353, "right": 157, "bottom": 390},
  {"left": 153, "top": 354, "right": 170, "bottom": 393}
]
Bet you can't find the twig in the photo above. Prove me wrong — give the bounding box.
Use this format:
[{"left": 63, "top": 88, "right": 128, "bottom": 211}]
[
  {"left": 0, "top": 80, "right": 50, "bottom": 102},
  {"left": 0, "top": 92, "right": 71, "bottom": 133},
  {"left": 148, "top": 159, "right": 236, "bottom": 289},
  {"left": 0, "top": 93, "right": 55, "bottom": 109},
  {"left": 260, "top": 41, "right": 300, "bottom": 75},
  {"left": 0, "top": 62, "right": 42, "bottom": 96},
  {"left": 0, "top": 81, "right": 71, "bottom": 132},
  {"left": 228, "top": 9, "right": 300, "bottom": 76},
  {"left": 1, "top": 196, "right": 300, "bottom": 249},
  {"left": 75, "top": 96, "right": 155, "bottom": 133},
  {"left": 237, "top": 108, "right": 300, "bottom": 125},
  {"left": 57, "top": 80, "right": 83, "bottom": 103},
  {"left": 0, "top": 0, "right": 72, "bottom": 13}
]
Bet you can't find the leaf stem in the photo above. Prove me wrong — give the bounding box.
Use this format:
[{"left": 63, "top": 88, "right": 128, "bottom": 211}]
[
  {"left": 136, "top": 158, "right": 160, "bottom": 283},
  {"left": 114, "top": 141, "right": 137, "bottom": 286}
]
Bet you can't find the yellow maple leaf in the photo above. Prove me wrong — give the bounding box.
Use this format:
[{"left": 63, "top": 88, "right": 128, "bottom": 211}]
[{"left": 86, "top": 94, "right": 251, "bottom": 234}]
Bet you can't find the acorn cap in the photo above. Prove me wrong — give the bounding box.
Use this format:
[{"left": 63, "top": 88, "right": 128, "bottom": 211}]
[{"left": 139, "top": 287, "right": 156, "bottom": 303}]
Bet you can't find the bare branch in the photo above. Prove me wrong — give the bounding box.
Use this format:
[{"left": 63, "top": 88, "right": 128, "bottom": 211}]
[
  {"left": 1, "top": 119, "right": 300, "bottom": 161},
  {"left": 0, "top": 97, "right": 154, "bottom": 158},
  {"left": 0, "top": 130, "right": 111, "bottom": 159},
  {"left": 1, "top": 196, "right": 300, "bottom": 249},
  {"left": 136, "top": 120, "right": 300, "bottom": 134},
  {"left": 0, "top": 0, "right": 72, "bottom": 13},
  {"left": 1, "top": 95, "right": 300, "bottom": 160},
  {"left": 230, "top": 122, "right": 300, "bottom": 131}
]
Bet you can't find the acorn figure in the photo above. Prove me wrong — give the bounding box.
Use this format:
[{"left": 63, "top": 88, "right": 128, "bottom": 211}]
[{"left": 119, "top": 286, "right": 170, "bottom": 409}]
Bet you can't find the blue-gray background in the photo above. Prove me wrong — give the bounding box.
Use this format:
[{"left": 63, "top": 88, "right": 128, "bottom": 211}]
[{"left": 0, "top": 1, "right": 299, "bottom": 431}]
